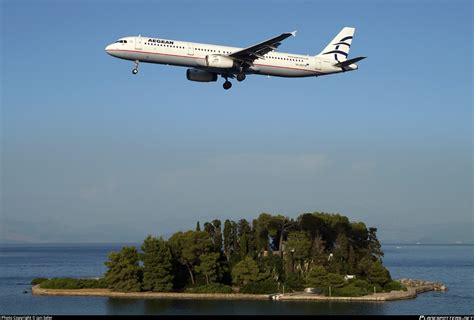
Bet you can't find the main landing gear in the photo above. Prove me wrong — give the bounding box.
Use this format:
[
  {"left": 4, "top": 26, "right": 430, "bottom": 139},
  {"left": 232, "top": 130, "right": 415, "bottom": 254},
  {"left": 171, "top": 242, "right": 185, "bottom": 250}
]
[
  {"left": 223, "top": 73, "right": 245, "bottom": 89},
  {"left": 223, "top": 81, "right": 232, "bottom": 90},
  {"left": 222, "top": 75, "right": 232, "bottom": 90},
  {"left": 132, "top": 60, "right": 139, "bottom": 75},
  {"left": 236, "top": 73, "right": 246, "bottom": 82}
]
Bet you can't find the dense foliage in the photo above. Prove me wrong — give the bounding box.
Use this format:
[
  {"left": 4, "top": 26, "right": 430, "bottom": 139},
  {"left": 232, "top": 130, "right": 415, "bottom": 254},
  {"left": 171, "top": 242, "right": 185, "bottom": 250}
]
[
  {"left": 104, "top": 246, "right": 142, "bottom": 292},
  {"left": 41, "top": 212, "right": 400, "bottom": 296},
  {"left": 141, "top": 236, "right": 174, "bottom": 292},
  {"left": 39, "top": 278, "right": 108, "bottom": 289},
  {"left": 240, "top": 279, "right": 280, "bottom": 294},
  {"left": 31, "top": 278, "right": 48, "bottom": 285}
]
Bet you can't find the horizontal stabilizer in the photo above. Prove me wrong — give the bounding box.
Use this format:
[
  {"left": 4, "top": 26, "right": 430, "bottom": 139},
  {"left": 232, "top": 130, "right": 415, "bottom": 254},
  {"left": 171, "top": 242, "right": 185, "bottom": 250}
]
[{"left": 334, "top": 56, "right": 366, "bottom": 67}]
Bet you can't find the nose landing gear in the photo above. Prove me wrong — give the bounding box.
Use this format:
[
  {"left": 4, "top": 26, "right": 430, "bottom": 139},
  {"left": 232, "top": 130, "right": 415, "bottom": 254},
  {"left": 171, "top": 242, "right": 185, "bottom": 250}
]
[{"left": 132, "top": 60, "right": 139, "bottom": 75}]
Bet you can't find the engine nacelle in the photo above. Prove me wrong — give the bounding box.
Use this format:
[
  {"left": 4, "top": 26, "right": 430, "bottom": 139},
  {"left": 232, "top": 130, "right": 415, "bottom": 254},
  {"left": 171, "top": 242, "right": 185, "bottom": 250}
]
[
  {"left": 198, "top": 55, "right": 235, "bottom": 69},
  {"left": 186, "top": 69, "right": 218, "bottom": 82}
]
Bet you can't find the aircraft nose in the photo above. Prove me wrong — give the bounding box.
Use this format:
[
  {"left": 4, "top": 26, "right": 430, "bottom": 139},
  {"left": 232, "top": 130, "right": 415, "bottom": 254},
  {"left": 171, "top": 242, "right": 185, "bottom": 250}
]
[{"left": 105, "top": 44, "right": 113, "bottom": 54}]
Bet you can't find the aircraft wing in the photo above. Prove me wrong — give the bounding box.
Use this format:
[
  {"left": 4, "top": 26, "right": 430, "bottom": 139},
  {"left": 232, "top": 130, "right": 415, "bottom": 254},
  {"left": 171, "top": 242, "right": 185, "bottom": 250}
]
[{"left": 229, "top": 31, "right": 297, "bottom": 64}]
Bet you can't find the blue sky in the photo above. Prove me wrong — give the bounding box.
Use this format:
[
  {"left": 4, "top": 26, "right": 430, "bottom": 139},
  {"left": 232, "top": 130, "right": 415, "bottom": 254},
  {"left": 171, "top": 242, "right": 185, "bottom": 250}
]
[{"left": 1, "top": 0, "right": 472, "bottom": 243}]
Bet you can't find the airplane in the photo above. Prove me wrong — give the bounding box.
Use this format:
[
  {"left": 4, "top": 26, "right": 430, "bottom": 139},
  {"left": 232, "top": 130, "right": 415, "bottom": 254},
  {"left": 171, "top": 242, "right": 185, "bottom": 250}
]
[{"left": 104, "top": 27, "right": 365, "bottom": 90}]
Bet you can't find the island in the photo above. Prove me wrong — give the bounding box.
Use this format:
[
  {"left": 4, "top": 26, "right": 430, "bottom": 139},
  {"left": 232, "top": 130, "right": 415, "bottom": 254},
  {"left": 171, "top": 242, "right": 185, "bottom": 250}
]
[{"left": 31, "top": 212, "right": 447, "bottom": 301}]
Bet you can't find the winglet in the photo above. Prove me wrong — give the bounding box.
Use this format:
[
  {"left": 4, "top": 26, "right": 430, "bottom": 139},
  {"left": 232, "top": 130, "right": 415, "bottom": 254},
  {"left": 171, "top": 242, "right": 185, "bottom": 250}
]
[{"left": 290, "top": 30, "right": 297, "bottom": 37}]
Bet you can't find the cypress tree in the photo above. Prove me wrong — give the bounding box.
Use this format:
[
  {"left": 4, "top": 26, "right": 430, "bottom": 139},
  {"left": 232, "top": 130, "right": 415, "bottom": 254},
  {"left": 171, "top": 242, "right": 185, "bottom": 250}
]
[{"left": 223, "top": 219, "right": 232, "bottom": 261}]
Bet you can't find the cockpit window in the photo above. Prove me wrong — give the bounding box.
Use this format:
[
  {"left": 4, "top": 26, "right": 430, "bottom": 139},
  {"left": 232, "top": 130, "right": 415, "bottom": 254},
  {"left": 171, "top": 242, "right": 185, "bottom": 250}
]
[{"left": 115, "top": 40, "right": 127, "bottom": 43}]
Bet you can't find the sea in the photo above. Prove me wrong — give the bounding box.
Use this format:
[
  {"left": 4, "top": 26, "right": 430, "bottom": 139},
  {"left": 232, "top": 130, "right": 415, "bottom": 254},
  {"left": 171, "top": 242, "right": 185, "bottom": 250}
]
[{"left": 0, "top": 243, "right": 472, "bottom": 315}]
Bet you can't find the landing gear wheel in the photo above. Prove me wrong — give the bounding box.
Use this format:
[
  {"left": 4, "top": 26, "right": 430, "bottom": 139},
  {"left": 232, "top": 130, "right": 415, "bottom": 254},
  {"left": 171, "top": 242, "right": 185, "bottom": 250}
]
[
  {"left": 223, "top": 81, "right": 232, "bottom": 90},
  {"left": 236, "top": 73, "right": 246, "bottom": 82},
  {"left": 132, "top": 60, "right": 139, "bottom": 75}
]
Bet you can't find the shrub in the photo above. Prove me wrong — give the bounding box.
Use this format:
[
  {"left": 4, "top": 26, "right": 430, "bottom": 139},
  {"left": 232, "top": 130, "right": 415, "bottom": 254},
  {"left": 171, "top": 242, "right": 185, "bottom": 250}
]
[
  {"left": 231, "top": 257, "right": 261, "bottom": 286},
  {"left": 40, "top": 278, "right": 108, "bottom": 289},
  {"left": 185, "top": 283, "right": 234, "bottom": 294},
  {"left": 353, "top": 279, "right": 370, "bottom": 289},
  {"left": 366, "top": 283, "right": 384, "bottom": 294},
  {"left": 40, "top": 278, "right": 82, "bottom": 289},
  {"left": 240, "top": 279, "right": 279, "bottom": 294},
  {"left": 332, "top": 284, "right": 368, "bottom": 297},
  {"left": 305, "top": 266, "right": 328, "bottom": 288},
  {"left": 327, "top": 273, "right": 345, "bottom": 288},
  {"left": 81, "top": 278, "right": 108, "bottom": 288},
  {"left": 384, "top": 280, "right": 403, "bottom": 292},
  {"left": 284, "top": 273, "right": 304, "bottom": 291},
  {"left": 31, "top": 278, "right": 48, "bottom": 285}
]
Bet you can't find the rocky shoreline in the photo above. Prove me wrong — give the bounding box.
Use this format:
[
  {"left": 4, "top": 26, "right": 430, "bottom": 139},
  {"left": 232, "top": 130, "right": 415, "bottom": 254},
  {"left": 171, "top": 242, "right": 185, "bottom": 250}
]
[
  {"left": 398, "top": 279, "right": 448, "bottom": 292},
  {"left": 31, "top": 279, "right": 447, "bottom": 302}
]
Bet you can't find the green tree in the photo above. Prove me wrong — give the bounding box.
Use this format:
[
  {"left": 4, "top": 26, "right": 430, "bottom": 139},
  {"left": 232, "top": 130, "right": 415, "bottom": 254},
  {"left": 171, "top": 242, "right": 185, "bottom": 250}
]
[
  {"left": 329, "top": 233, "right": 350, "bottom": 274},
  {"left": 356, "top": 256, "right": 374, "bottom": 279},
  {"left": 231, "top": 221, "right": 239, "bottom": 259},
  {"left": 104, "top": 246, "right": 142, "bottom": 292},
  {"left": 285, "top": 231, "right": 312, "bottom": 275},
  {"left": 223, "top": 219, "right": 234, "bottom": 261},
  {"left": 223, "top": 220, "right": 241, "bottom": 266},
  {"left": 196, "top": 221, "right": 201, "bottom": 232},
  {"left": 238, "top": 219, "right": 252, "bottom": 258},
  {"left": 140, "top": 236, "right": 174, "bottom": 292},
  {"left": 204, "top": 219, "right": 223, "bottom": 252},
  {"left": 195, "top": 252, "right": 221, "bottom": 284},
  {"left": 232, "top": 256, "right": 261, "bottom": 286},
  {"left": 254, "top": 214, "right": 272, "bottom": 254},
  {"left": 267, "top": 215, "right": 297, "bottom": 256},
  {"left": 310, "top": 234, "right": 327, "bottom": 267},
  {"left": 258, "top": 255, "right": 283, "bottom": 282},
  {"left": 311, "top": 212, "right": 350, "bottom": 249},
  {"left": 367, "top": 260, "right": 391, "bottom": 286},
  {"left": 305, "top": 265, "right": 329, "bottom": 289},
  {"left": 239, "top": 233, "right": 249, "bottom": 257},
  {"left": 350, "top": 222, "right": 368, "bottom": 249},
  {"left": 327, "top": 272, "right": 345, "bottom": 288},
  {"left": 298, "top": 213, "right": 325, "bottom": 241},
  {"left": 368, "top": 227, "right": 384, "bottom": 259},
  {"left": 168, "top": 231, "right": 213, "bottom": 286}
]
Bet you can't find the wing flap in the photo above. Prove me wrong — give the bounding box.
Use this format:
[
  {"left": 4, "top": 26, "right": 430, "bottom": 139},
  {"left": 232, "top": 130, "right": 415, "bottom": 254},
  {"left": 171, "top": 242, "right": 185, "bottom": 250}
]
[{"left": 229, "top": 31, "right": 297, "bottom": 63}]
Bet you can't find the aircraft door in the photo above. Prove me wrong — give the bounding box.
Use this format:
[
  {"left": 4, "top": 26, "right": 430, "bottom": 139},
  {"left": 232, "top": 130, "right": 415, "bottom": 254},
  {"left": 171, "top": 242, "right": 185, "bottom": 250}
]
[
  {"left": 135, "top": 37, "right": 142, "bottom": 50},
  {"left": 187, "top": 43, "right": 194, "bottom": 56},
  {"left": 315, "top": 61, "right": 321, "bottom": 71}
]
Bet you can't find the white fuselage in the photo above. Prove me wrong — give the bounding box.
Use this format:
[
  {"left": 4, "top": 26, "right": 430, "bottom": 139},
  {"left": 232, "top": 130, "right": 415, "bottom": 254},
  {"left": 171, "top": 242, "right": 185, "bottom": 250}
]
[{"left": 105, "top": 36, "right": 350, "bottom": 78}]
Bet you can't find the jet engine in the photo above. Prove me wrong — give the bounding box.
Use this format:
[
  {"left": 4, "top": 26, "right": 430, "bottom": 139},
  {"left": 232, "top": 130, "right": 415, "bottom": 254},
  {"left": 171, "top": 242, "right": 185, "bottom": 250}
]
[
  {"left": 197, "top": 55, "right": 236, "bottom": 69},
  {"left": 186, "top": 69, "right": 218, "bottom": 82}
]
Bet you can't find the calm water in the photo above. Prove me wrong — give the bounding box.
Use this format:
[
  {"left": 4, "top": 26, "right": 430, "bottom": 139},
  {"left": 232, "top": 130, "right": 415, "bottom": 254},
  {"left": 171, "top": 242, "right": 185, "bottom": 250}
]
[{"left": 0, "top": 243, "right": 472, "bottom": 315}]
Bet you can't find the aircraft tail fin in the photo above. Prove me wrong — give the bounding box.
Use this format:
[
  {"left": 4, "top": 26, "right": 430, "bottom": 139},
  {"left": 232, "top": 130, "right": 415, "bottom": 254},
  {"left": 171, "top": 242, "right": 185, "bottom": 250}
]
[{"left": 316, "top": 27, "right": 355, "bottom": 62}]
